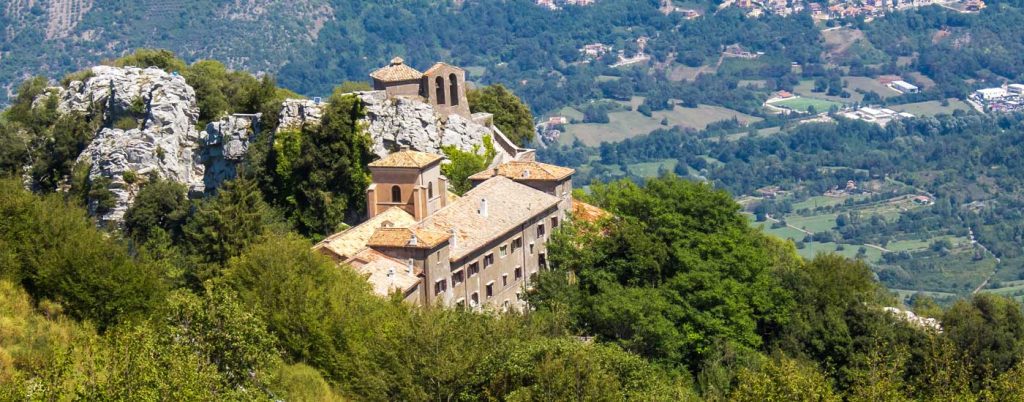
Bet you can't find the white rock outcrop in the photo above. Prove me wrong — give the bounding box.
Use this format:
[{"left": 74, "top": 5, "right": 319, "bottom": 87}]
[
  {"left": 200, "top": 114, "right": 260, "bottom": 192},
  {"left": 277, "top": 91, "right": 516, "bottom": 161},
  {"left": 58, "top": 66, "right": 205, "bottom": 225}
]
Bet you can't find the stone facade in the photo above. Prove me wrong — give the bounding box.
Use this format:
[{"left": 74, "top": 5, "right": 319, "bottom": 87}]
[
  {"left": 421, "top": 62, "right": 471, "bottom": 118},
  {"left": 369, "top": 57, "right": 471, "bottom": 119},
  {"left": 314, "top": 155, "right": 576, "bottom": 311}
]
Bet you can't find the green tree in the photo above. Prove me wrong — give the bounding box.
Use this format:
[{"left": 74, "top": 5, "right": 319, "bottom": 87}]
[
  {"left": 731, "top": 355, "right": 840, "bottom": 402},
  {"left": 441, "top": 136, "right": 496, "bottom": 195},
  {"left": 182, "top": 178, "right": 280, "bottom": 269},
  {"left": 534, "top": 175, "right": 794, "bottom": 366},
  {"left": 161, "top": 286, "right": 278, "bottom": 390},
  {"left": 468, "top": 84, "right": 535, "bottom": 146},
  {"left": 0, "top": 179, "right": 165, "bottom": 328},
  {"left": 285, "top": 89, "right": 374, "bottom": 236},
  {"left": 943, "top": 293, "right": 1024, "bottom": 387},
  {"left": 336, "top": 81, "right": 372, "bottom": 93},
  {"left": 184, "top": 60, "right": 231, "bottom": 125},
  {"left": 110, "top": 48, "right": 187, "bottom": 73},
  {"left": 124, "top": 178, "right": 190, "bottom": 243},
  {"left": 224, "top": 233, "right": 400, "bottom": 398}
]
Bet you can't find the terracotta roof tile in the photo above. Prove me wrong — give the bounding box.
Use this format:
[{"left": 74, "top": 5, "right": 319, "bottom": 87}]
[
  {"left": 468, "top": 161, "right": 575, "bottom": 182},
  {"left": 313, "top": 208, "right": 416, "bottom": 260},
  {"left": 423, "top": 62, "right": 463, "bottom": 75},
  {"left": 415, "top": 176, "right": 560, "bottom": 261},
  {"left": 369, "top": 149, "right": 444, "bottom": 168},
  {"left": 369, "top": 57, "right": 424, "bottom": 82},
  {"left": 346, "top": 248, "right": 420, "bottom": 296},
  {"left": 572, "top": 199, "right": 611, "bottom": 223},
  {"left": 367, "top": 227, "right": 450, "bottom": 249}
]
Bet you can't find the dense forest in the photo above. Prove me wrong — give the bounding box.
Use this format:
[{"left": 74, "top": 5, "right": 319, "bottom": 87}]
[
  {"left": 6, "top": 0, "right": 1024, "bottom": 135},
  {"left": 2, "top": 51, "right": 1024, "bottom": 399}
]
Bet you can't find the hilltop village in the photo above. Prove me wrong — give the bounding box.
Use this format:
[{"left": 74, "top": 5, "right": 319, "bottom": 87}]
[{"left": 313, "top": 58, "right": 602, "bottom": 310}]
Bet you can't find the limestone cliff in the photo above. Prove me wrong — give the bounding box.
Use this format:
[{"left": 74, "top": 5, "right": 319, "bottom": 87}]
[
  {"left": 44, "top": 66, "right": 250, "bottom": 225},
  {"left": 33, "top": 67, "right": 527, "bottom": 226},
  {"left": 60, "top": 66, "right": 204, "bottom": 225},
  {"left": 277, "top": 91, "right": 530, "bottom": 162}
]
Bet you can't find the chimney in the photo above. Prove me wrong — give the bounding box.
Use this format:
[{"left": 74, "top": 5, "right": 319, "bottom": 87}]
[
  {"left": 408, "top": 232, "right": 419, "bottom": 246},
  {"left": 387, "top": 268, "right": 395, "bottom": 278},
  {"left": 406, "top": 258, "right": 414, "bottom": 274},
  {"left": 523, "top": 169, "right": 530, "bottom": 179},
  {"left": 492, "top": 167, "right": 499, "bottom": 177},
  {"left": 479, "top": 198, "right": 488, "bottom": 217},
  {"left": 449, "top": 227, "right": 458, "bottom": 248}
]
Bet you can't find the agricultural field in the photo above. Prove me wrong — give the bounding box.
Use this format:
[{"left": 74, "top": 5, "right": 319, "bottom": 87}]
[
  {"left": 747, "top": 189, "right": 992, "bottom": 300},
  {"left": 769, "top": 96, "right": 844, "bottom": 113},
  {"left": 559, "top": 97, "right": 760, "bottom": 146},
  {"left": 890, "top": 99, "right": 971, "bottom": 116},
  {"left": 626, "top": 159, "right": 678, "bottom": 177},
  {"left": 667, "top": 64, "right": 715, "bottom": 81},
  {"left": 793, "top": 76, "right": 901, "bottom": 104}
]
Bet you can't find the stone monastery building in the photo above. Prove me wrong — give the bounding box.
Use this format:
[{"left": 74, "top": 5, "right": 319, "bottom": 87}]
[
  {"left": 314, "top": 148, "right": 581, "bottom": 310},
  {"left": 370, "top": 57, "right": 471, "bottom": 119},
  {"left": 313, "top": 57, "right": 602, "bottom": 311}
]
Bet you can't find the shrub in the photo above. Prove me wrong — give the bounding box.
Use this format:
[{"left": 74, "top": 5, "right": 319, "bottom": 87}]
[{"left": 114, "top": 117, "right": 139, "bottom": 130}]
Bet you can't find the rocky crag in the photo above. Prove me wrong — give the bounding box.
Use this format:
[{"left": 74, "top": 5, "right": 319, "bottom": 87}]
[
  {"left": 43, "top": 66, "right": 253, "bottom": 225},
  {"left": 35, "top": 66, "right": 522, "bottom": 226},
  {"left": 278, "top": 91, "right": 531, "bottom": 162}
]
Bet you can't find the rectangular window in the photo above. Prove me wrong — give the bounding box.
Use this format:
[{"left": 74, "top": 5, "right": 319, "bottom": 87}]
[
  {"left": 537, "top": 223, "right": 546, "bottom": 239},
  {"left": 502, "top": 274, "right": 508, "bottom": 287},
  {"left": 452, "top": 270, "right": 464, "bottom": 286},
  {"left": 486, "top": 282, "right": 494, "bottom": 298},
  {"left": 551, "top": 216, "right": 559, "bottom": 228},
  {"left": 484, "top": 253, "right": 494, "bottom": 268},
  {"left": 500, "top": 245, "right": 508, "bottom": 258},
  {"left": 471, "top": 292, "right": 479, "bottom": 307},
  {"left": 468, "top": 262, "right": 479, "bottom": 277},
  {"left": 515, "top": 266, "right": 523, "bottom": 280},
  {"left": 434, "top": 279, "right": 447, "bottom": 295},
  {"left": 511, "top": 237, "right": 522, "bottom": 253}
]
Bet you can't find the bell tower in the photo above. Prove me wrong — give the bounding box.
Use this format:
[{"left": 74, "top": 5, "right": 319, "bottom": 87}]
[{"left": 366, "top": 147, "right": 449, "bottom": 221}]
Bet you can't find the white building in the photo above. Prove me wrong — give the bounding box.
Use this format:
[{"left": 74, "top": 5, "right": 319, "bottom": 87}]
[
  {"left": 1008, "top": 84, "right": 1024, "bottom": 95},
  {"left": 975, "top": 87, "right": 1008, "bottom": 100},
  {"left": 890, "top": 80, "right": 919, "bottom": 93}
]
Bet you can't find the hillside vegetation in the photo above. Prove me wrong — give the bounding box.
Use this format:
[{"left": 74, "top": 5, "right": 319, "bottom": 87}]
[{"left": 2, "top": 51, "right": 1024, "bottom": 399}]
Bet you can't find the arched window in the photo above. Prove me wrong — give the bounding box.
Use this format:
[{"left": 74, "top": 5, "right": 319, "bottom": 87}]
[
  {"left": 435, "top": 76, "right": 446, "bottom": 104},
  {"left": 449, "top": 73, "right": 459, "bottom": 106},
  {"left": 391, "top": 185, "right": 402, "bottom": 203},
  {"left": 428, "top": 181, "right": 434, "bottom": 199}
]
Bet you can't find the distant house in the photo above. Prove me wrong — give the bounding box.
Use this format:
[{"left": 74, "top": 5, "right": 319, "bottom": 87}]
[
  {"left": 975, "top": 87, "right": 1008, "bottom": 101},
  {"left": 890, "top": 80, "right": 919, "bottom": 93},
  {"left": 547, "top": 116, "right": 569, "bottom": 125},
  {"left": 1008, "top": 84, "right": 1024, "bottom": 96},
  {"left": 723, "top": 44, "right": 758, "bottom": 59},
  {"left": 580, "top": 43, "right": 612, "bottom": 58},
  {"left": 775, "top": 90, "right": 795, "bottom": 99}
]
